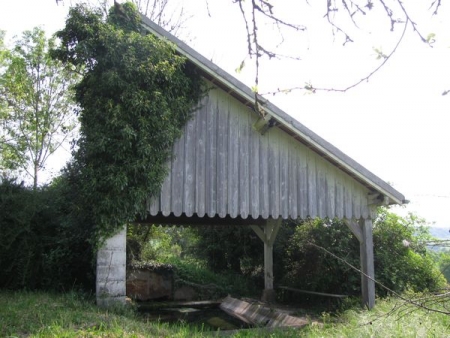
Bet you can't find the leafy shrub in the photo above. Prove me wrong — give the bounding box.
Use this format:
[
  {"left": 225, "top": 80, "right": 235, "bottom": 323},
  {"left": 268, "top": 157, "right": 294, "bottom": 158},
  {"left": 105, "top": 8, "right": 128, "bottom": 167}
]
[
  {"left": 0, "top": 178, "right": 95, "bottom": 291},
  {"left": 280, "top": 210, "right": 446, "bottom": 298},
  {"left": 373, "top": 209, "right": 446, "bottom": 296},
  {"left": 53, "top": 3, "right": 205, "bottom": 244},
  {"left": 282, "top": 218, "right": 361, "bottom": 296},
  {"left": 127, "top": 224, "right": 197, "bottom": 263},
  {"left": 436, "top": 251, "right": 450, "bottom": 283},
  {"left": 193, "top": 226, "right": 263, "bottom": 276}
]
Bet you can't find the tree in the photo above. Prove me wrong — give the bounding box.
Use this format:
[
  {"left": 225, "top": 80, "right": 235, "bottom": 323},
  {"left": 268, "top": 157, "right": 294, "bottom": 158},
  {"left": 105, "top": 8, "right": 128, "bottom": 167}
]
[
  {"left": 52, "top": 2, "right": 204, "bottom": 241},
  {"left": 127, "top": 0, "right": 188, "bottom": 34},
  {"left": 0, "top": 28, "right": 79, "bottom": 188},
  {"left": 59, "top": 0, "right": 187, "bottom": 34}
]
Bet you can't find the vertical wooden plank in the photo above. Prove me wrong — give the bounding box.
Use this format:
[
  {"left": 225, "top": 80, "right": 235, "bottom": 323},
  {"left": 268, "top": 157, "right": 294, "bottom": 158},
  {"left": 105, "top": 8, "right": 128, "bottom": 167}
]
[
  {"left": 239, "top": 106, "right": 250, "bottom": 219},
  {"left": 343, "top": 176, "right": 353, "bottom": 219},
  {"left": 279, "top": 133, "right": 289, "bottom": 219},
  {"left": 195, "top": 102, "right": 207, "bottom": 217},
  {"left": 217, "top": 97, "right": 228, "bottom": 218},
  {"left": 298, "top": 145, "right": 308, "bottom": 219},
  {"left": 250, "top": 117, "right": 260, "bottom": 219},
  {"left": 268, "top": 131, "right": 280, "bottom": 218},
  {"left": 227, "top": 102, "right": 239, "bottom": 218},
  {"left": 361, "top": 190, "right": 370, "bottom": 220},
  {"left": 204, "top": 94, "right": 217, "bottom": 217},
  {"left": 352, "top": 181, "right": 361, "bottom": 220},
  {"left": 326, "top": 163, "right": 336, "bottom": 219},
  {"left": 183, "top": 117, "right": 196, "bottom": 217},
  {"left": 259, "top": 133, "right": 269, "bottom": 219},
  {"left": 307, "top": 148, "right": 317, "bottom": 218},
  {"left": 160, "top": 161, "right": 172, "bottom": 216},
  {"left": 148, "top": 196, "right": 160, "bottom": 216},
  {"left": 316, "top": 157, "right": 326, "bottom": 219},
  {"left": 360, "top": 218, "right": 375, "bottom": 309},
  {"left": 288, "top": 145, "right": 298, "bottom": 219},
  {"left": 335, "top": 172, "right": 344, "bottom": 219},
  {"left": 171, "top": 136, "right": 184, "bottom": 217}
]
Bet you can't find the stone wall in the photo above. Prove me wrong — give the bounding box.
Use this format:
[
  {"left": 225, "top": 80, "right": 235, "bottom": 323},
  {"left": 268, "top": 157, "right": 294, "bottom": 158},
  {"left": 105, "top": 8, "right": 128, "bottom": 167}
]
[
  {"left": 127, "top": 269, "right": 173, "bottom": 301},
  {"left": 126, "top": 265, "right": 196, "bottom": 301}
]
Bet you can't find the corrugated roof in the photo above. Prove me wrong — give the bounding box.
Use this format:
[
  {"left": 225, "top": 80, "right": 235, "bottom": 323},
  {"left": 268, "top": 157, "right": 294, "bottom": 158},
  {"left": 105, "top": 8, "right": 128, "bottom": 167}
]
[{"left": 140, "top": 15, "right": 406, "bottom": 206}]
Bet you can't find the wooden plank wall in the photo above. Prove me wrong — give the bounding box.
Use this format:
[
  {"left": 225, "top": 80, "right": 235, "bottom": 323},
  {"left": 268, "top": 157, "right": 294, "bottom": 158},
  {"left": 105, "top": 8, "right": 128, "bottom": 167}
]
[{"left": 149, "top": 86, "right": 370, "bottom": 220}]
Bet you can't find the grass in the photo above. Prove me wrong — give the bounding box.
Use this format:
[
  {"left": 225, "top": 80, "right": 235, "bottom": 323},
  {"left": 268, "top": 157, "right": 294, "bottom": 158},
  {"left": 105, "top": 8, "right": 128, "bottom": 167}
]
[
  {"left": 0, "top": 290, "right": 192, "bottom": 337},
  {"left": 301, "top": 297, "right": 450, "bottom": 338},
  {"left": 1, "top": 290, "right": 449, "bottom": 337}
]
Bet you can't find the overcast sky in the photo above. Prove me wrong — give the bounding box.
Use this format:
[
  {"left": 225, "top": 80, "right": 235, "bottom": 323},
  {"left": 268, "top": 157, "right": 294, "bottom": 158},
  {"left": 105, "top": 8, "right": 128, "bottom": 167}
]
[{"left": 1, "top": 0, "right": 449, "bottom": 228}]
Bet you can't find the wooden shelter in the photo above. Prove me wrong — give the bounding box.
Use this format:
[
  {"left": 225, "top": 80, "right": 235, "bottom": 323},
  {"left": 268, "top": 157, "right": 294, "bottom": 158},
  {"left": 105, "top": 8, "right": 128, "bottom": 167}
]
[{"left": 96, "top": 15, "right": 406, "bottom": 309}]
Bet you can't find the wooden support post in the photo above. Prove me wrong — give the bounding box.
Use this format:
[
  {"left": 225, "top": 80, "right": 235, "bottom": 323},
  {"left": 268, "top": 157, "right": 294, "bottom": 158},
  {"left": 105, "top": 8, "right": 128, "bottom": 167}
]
[
  {"left": 344, "top": 218, "right": 375, "bottom": 309},
  {"left": 360, "top": 218, "right": 375, "bottom": 309},
  {"left": 251, "top": 218, "right": 282, "bottom": 303},
  {"left": 264, "top": 235, "right": 274, "bottom": 290}
]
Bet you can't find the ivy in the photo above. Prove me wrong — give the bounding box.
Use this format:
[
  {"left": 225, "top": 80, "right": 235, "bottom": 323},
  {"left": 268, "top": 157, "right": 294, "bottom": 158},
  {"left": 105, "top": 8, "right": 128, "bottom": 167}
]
[{"left": 52, "top": 2, "right": 204, "bottom": 243}]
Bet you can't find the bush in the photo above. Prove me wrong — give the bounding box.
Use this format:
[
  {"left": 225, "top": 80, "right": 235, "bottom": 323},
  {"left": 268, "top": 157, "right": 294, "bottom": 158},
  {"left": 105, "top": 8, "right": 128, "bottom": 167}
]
[
  {"left": 282, "top": 218, "right": 361, "bottom": 296},
  {"left": 193, "top": 226, "right": 263, "bottom": 276},
  {"left": 0, "top": 178, "right": 95, "bottom": 291},
  {"left": 280, "top": 210, "right": 446, "bottom": 298},
  {"left": 373, "top": 209, "right": 446, "bottom": 296},
  {"left": 436, "top": 251, "right": 450, "bottom": 283},
  {"left": 127, "top": 224, "right": 198, "bottom": 263}
]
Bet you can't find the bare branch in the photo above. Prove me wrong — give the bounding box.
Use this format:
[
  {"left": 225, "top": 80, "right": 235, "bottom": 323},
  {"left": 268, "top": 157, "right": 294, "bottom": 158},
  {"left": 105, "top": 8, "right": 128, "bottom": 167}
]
[
  {"left": 253, "top": 1, "right": 306, "bottom": 32},
  {"left": 262, "top": 18, "right": 409, "bottom": 96},
  {"left": 430, "top": 0, "right": 442, "bottom": 15},
  {"left": 395, "top": 0, "right": 430, "bottom": 44},
  {"left": 323, "top": 0, "right": 353, "bottom": 45}
]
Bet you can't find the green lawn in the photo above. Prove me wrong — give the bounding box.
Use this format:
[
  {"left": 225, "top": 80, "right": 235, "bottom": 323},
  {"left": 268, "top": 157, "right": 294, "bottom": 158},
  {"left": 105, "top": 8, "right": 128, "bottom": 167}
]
[{"left": 0, "top": 291, "right": 449, "bottom": 337}]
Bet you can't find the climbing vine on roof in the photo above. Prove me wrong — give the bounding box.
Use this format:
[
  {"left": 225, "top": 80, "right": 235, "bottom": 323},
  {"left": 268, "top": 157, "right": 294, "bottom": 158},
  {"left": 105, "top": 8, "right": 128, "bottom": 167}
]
[{"left": 52, "top": 2, "right": 204, "bottom": 241}]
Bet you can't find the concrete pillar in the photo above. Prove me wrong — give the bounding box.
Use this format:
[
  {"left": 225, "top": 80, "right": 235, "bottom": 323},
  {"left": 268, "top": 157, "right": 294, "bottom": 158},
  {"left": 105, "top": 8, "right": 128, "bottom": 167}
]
[{"left": 96, "top": 226, "right": 127, "bottom": 306}]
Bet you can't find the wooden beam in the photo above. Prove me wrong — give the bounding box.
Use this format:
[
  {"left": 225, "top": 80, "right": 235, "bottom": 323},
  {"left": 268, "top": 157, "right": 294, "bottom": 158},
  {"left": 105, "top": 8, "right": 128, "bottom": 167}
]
[
  {"left": 368, "top": 193, "right": 389, "bottom": 206},
  {"left": 267, "top": 218, "right": 282, "bottom": 247},
  {"left": 142, "top": 212, "right": 267, "bottom": 226},
  {"left": 250, "top": 225, "right": 265, "bottom": 242},
  {"left": 360, "top": 218, "right": 375, "bottom": 309},
  {"left": 250, "top": 219, "right": 281, "bottom": 246},
  {"left": 252, "top": 115, "right": 273, "bottom": 135},
  {"left": 278, "top": 286, "right": 348, "bottom": 299},
  {"left": 344, "top": 219, "right": 363, "bottom": 243}
]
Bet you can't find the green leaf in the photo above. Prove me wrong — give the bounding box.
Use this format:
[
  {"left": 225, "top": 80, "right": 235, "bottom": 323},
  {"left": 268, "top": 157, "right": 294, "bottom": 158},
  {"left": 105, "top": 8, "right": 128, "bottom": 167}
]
[{"left": 51, "top": 2, "right": 205, "bottom": 243}]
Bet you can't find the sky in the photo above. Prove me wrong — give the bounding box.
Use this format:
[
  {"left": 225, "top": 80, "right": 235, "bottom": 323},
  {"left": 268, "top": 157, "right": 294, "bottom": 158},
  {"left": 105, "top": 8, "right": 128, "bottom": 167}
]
[{"left": 1, "top": 0, "right": 449, "bottom": 228}]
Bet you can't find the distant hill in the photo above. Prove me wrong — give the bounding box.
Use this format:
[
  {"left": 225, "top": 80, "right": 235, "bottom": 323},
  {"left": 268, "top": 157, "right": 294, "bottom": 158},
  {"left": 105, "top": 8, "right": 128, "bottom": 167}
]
[{"left": 429, "top": 227, "right": 450, "bottom": 240}]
